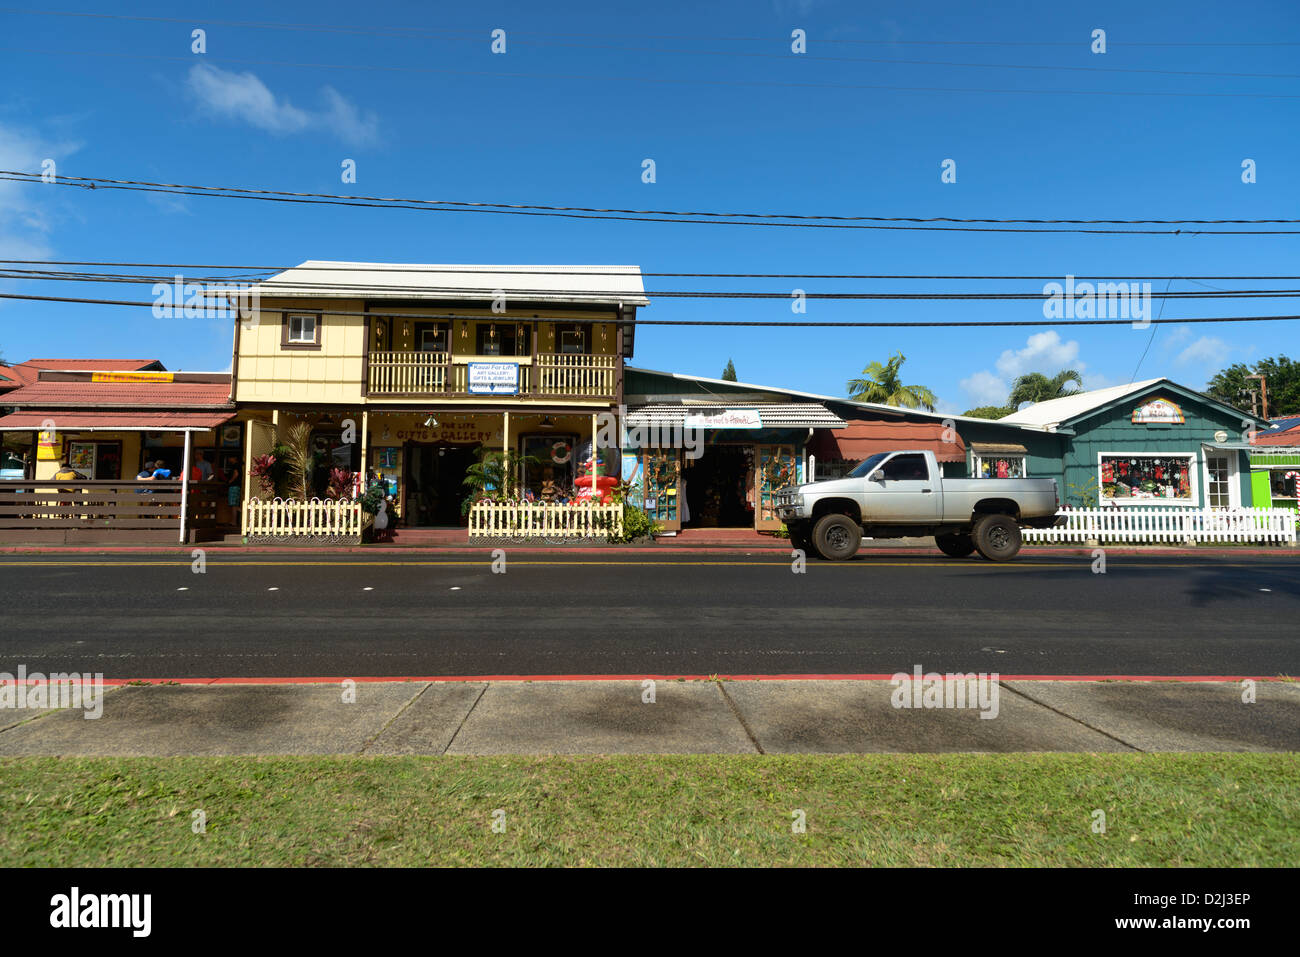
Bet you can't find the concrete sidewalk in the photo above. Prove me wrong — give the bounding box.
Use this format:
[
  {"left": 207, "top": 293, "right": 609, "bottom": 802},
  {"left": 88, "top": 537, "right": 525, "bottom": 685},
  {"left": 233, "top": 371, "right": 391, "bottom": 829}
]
[{"left": 0, "top": 679, "right": 1295, "bottom": 756}]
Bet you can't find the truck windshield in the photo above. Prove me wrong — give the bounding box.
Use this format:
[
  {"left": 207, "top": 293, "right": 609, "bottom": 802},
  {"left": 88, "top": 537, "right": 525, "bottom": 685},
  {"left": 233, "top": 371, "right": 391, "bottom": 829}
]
[{"left": 847, "top": 453, "right": 891, "bottom": 478}]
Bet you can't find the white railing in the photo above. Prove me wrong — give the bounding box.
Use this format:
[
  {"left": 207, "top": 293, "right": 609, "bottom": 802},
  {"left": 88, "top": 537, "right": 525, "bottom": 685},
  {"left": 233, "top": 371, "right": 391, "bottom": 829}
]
[
  {"left": 1023, "top": 507, "right": 1298, "bottom": 544},
  {"left": 535, "top": 353, "right": 616, "bottom": 397},
  {"left": 368, "top": 350, "right": 450, "bottom": 394},
  {"left": 244, "top": 497, "right": 370, "bottom": 539},
  {"left": 469, "top": 501, "right": 624, "bottom": 540}
]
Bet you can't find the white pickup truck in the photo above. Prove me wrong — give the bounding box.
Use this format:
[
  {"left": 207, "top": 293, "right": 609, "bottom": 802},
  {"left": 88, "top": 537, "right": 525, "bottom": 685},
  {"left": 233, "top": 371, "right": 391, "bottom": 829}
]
[{"left": 774, "top": 449, "right": 1060, "bottom": 561}]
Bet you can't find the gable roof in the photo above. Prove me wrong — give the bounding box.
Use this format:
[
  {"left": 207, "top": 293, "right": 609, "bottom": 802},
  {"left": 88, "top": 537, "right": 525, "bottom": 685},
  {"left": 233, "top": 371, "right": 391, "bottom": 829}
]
[
  {"left": 999, "top": 377, "right": 1264, "bottom": 430},
  {"left": 250, "top": 261, "right": 650, "bottom": 307}
]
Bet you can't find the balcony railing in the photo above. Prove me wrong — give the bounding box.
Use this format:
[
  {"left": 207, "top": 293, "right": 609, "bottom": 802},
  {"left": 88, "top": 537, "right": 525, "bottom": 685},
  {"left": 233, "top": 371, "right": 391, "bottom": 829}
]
[{"left": 367, "top": 351, "right": 616, "bottom": 398}]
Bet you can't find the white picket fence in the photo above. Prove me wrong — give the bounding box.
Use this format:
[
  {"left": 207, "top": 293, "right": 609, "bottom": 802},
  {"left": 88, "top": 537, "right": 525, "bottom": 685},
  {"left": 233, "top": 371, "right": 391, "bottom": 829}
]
[
  {"left": 469, "top": 501, "right": 623, "bottom": 540},
  {"left": 1023, "top": 507, "right": 1298, "bottom": 544},
  {"left": 244, "top": 497, "right": 369, "bottom": 540}
]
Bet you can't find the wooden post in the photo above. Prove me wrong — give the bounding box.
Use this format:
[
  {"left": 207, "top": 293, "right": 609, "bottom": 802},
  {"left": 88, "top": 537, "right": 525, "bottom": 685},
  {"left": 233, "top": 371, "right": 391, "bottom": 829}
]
[
  {"left": 179, "top": 429, "right": 192, "bottom": 543},
  {"left": 502, "top": 411, "right": 510, "bottom": 495},
  {"left": 241, "top": 420, "right": 253, "bottom": 537},
  {"left": 591, "top": 412, "right": 599, "bottom": 496},
  {"left": 360, "top": 410, "right": 369, "bottom": 488}
]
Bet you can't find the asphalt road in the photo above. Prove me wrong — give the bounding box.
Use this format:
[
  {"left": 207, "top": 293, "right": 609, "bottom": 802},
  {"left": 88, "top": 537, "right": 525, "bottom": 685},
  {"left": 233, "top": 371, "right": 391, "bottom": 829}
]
[{"left": 0, "top": 553, "right": 1296, "bottom": 678}]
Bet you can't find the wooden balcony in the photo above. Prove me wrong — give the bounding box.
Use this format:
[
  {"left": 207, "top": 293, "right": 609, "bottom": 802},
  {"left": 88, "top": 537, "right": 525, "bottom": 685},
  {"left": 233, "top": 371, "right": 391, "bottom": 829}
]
[{"left": 367, "top": 351, "right": 617, "bottom": 399}]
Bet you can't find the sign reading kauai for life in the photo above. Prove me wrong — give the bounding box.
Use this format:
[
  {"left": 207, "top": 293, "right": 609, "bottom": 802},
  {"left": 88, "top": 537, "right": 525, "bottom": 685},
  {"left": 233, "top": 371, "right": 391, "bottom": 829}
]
[{"left": 468, "top": 362, "right": 520, "bottom": 395}]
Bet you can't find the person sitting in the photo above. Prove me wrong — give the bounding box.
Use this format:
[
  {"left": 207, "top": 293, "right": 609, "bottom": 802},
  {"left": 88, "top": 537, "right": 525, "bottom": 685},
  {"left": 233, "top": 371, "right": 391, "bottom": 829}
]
[
  {"left": 53, "top": 459, "right": 82, "bottom": 482},
  {"left": 192, "top": 450, "right": 213, "bottom": 482}
]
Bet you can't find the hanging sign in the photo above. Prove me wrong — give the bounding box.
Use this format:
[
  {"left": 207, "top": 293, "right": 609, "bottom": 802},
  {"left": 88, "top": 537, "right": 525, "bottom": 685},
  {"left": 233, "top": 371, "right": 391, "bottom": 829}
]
[
  {"left": 1132, "top": 398, "right": 1184, "bottom": 424},
  {"left": 684, "top": 409, "right": 762, "bottom": 429},
  {"left": 468, "top": 362, "right": 519, "bottom": 395},
  {"left": 91, "top": 371, "right": 174, "bottom": 383}
]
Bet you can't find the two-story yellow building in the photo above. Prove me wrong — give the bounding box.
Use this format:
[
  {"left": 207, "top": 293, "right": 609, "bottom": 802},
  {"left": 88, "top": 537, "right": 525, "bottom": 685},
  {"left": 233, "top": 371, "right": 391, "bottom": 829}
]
[{"left": 233, "top": 262, "right": 645, "bottom": 529}]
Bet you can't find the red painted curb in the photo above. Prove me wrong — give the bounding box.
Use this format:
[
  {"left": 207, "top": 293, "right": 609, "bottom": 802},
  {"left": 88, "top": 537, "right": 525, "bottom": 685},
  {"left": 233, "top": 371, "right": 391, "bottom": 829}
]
[{"left": 75, "top": 673, "right": 1284, "bottom": 686}]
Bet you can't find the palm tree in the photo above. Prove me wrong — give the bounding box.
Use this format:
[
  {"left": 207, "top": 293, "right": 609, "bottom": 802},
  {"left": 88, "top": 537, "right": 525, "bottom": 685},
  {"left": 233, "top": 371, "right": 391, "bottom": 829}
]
[
  {"left": 846, "top": 352, "right": 937, "bottom": 411},
  {"left": 1007, "top": 370, "right": 1084, "bottom": 409}
]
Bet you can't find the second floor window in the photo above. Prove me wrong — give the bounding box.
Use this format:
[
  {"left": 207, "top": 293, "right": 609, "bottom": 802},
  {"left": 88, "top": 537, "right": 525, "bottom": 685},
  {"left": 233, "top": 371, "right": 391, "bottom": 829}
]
[
  {"left": 476, "top": 322, "right": 530, "bottom": 357},
  {"left": 287, "top": 315, "right": 317, "bottom": 343}
]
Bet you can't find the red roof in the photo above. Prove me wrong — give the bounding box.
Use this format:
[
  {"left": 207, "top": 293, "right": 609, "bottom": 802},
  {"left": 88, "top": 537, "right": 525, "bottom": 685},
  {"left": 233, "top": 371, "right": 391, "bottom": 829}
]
[
  {"left": 810, "top": 420, "right": 968, "bottom": 463},
  {"left": 0, "top": 411, "right": 234, "bottom": 431},
  {"left": 5, "top": 377, "right": 231, "bottom": 409},
  {"left": 1253, "top": 423, "right": 1300, "bottom": 446},
  {"left": 1, "top": 359, "right": 162, "bottom": 392}
]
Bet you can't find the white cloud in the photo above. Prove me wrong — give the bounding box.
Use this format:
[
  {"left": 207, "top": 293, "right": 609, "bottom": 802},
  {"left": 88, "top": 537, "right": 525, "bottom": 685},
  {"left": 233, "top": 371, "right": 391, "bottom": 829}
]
[
  {"left": 959, "top": 369, "right": 1009, "bottom": 407},
  {"left": 994, "top": 330, "right": 1082, "bottom": 380},
  {"left": 0, "top": 121, "right": 81, "bottom": 273},
  {"left": 186, "top": 64, "right": 378, "bottom": 145},
  {"left": 1175, "top": 335, "right": 1231, "bottom": 366}
]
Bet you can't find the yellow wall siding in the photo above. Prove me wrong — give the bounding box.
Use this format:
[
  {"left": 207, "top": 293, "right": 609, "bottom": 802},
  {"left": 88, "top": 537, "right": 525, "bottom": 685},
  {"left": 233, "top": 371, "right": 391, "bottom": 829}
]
[{"left": 235, "top": 299, "right": 366, "bottom": 405}]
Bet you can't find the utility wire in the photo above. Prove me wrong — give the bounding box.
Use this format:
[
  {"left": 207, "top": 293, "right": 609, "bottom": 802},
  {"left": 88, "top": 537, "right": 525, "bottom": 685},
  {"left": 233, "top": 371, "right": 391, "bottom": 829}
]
[
  {"left": 3, "top": 291, "right": 1298, "bottom": 328},
  {"left": 3, "top": 260, "right": 1299, "bottom": 281},
  {"left": 4, "top": 173, "right": 1299, "bottom": 235},
  {"left": 3, "top": 269, "right": 1299, "bottom": 300}
]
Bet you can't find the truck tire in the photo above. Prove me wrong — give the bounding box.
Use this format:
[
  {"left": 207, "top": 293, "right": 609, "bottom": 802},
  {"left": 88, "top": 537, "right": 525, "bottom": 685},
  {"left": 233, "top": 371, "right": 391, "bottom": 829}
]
[
  {"left": 935, "top": 532, "right": 975, "bottom": 558},
  {"left": 812, "top": 513, "right": 861, "bottom": 561},
  {"left": 972, "top": 514, "right": 1022, "bottom": 562}
]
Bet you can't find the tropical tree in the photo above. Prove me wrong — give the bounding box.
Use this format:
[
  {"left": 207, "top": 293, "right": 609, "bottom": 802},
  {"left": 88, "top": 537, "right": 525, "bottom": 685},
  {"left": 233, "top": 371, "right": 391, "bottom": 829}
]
[
  {"left": 1007, "top": 370, "right": 1083, "bottom": 409},
  {"left": 721, "top": 359, "right": 738, "bottom": 381},
  {"left": 1207, "top": 356, "right": 1300, "bottom": 417},
  {"left": 279, "top": 421, "right": 314, "bottom": 502},
  {"left": 846, "top": 352, "right": 937, "bottom": 411},
  {"left": 962, "top": 405, "right": 1014, "bottom": 420}
]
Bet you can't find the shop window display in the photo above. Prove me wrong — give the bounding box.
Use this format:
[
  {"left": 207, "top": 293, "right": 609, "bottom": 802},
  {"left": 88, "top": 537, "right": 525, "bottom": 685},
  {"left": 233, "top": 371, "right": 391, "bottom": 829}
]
[{"left": 1099, "top": 454, "right": 1193, "bottom": 503}]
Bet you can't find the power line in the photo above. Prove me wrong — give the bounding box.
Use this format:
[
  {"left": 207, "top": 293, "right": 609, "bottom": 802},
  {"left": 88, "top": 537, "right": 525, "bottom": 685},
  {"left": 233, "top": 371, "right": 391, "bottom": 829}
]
[
  {"left": 5, "top": 269, "right": 1300, "bottom": 300},
  {"left": 4, "top": 291, "right": 1298, "bottom": 328},
  {"left": 6, "top": 47, "right": 1300, "bottom": 101},
  {"left": 5, "top": 260, "right": 1300, "bottom": 281},
  {"left": 5, "top": 173, "right": 1299, "bottom": 235}
]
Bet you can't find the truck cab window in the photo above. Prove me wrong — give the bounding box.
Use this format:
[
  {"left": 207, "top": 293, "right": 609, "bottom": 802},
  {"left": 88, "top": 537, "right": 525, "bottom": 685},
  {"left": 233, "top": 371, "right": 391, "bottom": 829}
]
[{"left": 882, "top": 454, "right": 928, "bottom": 481}]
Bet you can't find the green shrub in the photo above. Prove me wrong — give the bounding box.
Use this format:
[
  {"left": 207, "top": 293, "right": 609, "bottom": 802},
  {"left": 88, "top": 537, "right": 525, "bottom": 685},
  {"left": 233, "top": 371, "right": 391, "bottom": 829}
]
[{"left": 617, "top": 504, "right": 661, "bottom": 542}]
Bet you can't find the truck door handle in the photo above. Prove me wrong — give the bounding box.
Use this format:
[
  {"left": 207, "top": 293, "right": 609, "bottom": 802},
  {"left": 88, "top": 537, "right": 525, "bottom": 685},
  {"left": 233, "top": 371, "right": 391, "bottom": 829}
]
[{"left": 921, "top": 488, "right": 933, "bottom": 493}]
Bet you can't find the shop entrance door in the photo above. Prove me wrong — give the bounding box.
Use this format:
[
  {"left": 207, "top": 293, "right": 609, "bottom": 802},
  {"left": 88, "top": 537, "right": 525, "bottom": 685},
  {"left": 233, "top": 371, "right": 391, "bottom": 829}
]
[
  {"left": 682, "top": 446, "right": 753, "bottom": 528},
  {"left": 754, "top": 445, "right": 798, "bottom": 530},
  {"left": 404, "top": 443, "right": 475, "bottom": 526}
]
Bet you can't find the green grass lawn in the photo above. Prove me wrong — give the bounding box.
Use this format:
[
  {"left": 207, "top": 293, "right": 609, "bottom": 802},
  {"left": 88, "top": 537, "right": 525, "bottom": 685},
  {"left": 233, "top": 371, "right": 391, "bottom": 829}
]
[{"left": 1, "top": 753, "right": 1295, "bottom": 866}]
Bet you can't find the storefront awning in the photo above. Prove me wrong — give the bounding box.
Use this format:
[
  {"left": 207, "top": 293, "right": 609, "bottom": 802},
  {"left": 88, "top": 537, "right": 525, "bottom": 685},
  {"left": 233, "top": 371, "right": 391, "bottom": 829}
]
[
  {"left": 970, "top": 441, "right": 1029, "bottom": 455},
  {"left": 810, "top": 420, "right": 967, "bottom": 463},
  {"left": 0, "top": 411, "right": 234, "bottom": 432},
  {"left": 625, "top": 403, "right": 845, "bottom": 429}
]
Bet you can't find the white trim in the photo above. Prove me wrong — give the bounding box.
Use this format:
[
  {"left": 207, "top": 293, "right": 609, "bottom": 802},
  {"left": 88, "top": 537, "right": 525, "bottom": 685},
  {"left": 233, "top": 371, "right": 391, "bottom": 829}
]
[{"left": 1097, "top": 451, "right": 1198, "bottom": 506}]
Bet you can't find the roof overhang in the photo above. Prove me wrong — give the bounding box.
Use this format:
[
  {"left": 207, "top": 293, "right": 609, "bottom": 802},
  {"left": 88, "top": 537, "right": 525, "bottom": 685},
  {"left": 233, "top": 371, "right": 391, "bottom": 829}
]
[
  {"left": 0, "top": 411, "right": 235, "bottom": 432},
  {"left": 625, "top": 403, "right": 845, "bottom": 430}
]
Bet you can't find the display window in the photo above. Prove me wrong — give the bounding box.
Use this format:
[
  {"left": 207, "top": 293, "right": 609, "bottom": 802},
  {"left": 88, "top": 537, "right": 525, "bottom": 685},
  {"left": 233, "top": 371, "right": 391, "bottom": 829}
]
[
  {"left": 1099, "top": 453, "right": 1194, "bottom": 503},
  {"left": 974, "top": 454, "right": 1026, "bottom": 479},
  {"left": 520, "top": 433, "right": 578, "bottom": 500},
  {"left": 1270, "top": 470, "right": 1298, "bottom": 498}
]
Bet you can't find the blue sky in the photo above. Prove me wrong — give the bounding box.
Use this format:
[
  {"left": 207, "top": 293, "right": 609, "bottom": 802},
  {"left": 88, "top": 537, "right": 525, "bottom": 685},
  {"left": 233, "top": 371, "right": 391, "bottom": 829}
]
[{"left": 1, "top": 0, "right": 1297, "bottom": 413}]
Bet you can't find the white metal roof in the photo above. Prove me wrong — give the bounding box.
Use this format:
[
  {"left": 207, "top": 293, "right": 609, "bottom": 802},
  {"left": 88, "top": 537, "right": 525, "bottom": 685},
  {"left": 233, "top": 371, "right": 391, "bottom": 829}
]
[
  {"left": 626, "top": 403, "right": 846, "bottom": 429},
  {"left": 249, "top": 261, "right": 649, "bottom": 306},
  {"left": 999, "top": 379, "right": 1164, "bottom": 428}
]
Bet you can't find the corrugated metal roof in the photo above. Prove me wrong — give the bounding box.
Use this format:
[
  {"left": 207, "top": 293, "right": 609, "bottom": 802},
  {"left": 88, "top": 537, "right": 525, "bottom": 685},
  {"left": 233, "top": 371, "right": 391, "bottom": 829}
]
[
  {"left": 4, "top": 378, "right": 232, "bottom": 409},
  {"left": 0, "top": 411, "right": 234, "bottom": 431},
  {"left": 625, "top": 403, "right": 845, "bottom": 429},
  {"left": 250, "top": 261, "right": 650, "bottom": 306}
]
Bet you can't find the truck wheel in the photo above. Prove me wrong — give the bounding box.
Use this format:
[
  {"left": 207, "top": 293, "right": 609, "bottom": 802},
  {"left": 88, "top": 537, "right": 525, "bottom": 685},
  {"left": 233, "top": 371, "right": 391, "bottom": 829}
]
[
  {"left": 935, "top": 532, "right": 975, "bottom": 558},
  {"left": 973, "top": 514, "right": 1022, "bottom": 562},
  {"left": 813, "top": 513, "right": 861, "bottom": 561}
]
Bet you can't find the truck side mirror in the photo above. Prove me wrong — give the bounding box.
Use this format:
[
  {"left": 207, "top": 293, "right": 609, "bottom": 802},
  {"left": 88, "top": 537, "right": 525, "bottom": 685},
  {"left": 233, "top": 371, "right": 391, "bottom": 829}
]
[{"left": 870, "top": 469, "right": 885, "bottom": 482}]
